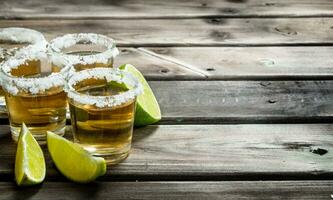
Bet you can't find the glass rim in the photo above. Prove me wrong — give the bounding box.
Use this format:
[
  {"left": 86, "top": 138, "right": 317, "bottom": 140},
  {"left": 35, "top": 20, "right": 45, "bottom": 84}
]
[
  {"left": 66, "top": 68, "right": 142, "bottom": 108},
  {"left": 0, "top": 50, "right": 70, "bottom": 95},
  {"left": 0, "top": 27, "right": 47, "bottom": 49},
  {"left": 49, "top": 33, "right": 119, "bottom": 68},
  {"left": 0, "top": 27, "right": 48, "bottom": 64}
]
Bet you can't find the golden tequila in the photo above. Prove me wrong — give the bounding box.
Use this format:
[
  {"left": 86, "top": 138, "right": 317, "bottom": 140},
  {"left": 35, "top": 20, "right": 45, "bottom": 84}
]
[
  {"left": 69, "top": 83, "right": 135, "bottom": 163},
  {"left": 1, "top": 54, "right": 68, "bottom": 142},
  {"left": 10, "top": 60, "right": 41, "bottom": 76},
  {"left": 67, "top": 68, "right": 141, "bottom": 164},
  {"left": 73, "top": 60, "right": 112, "bottom": 71},
  {"left": 6, "top": 87, "right": 67, "bottom": 141}
]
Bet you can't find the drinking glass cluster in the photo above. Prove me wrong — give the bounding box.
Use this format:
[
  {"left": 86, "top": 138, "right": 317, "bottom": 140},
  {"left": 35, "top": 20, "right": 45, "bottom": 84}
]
[{"left": 0, "top": 28, "right": 141, "bottom": 164}]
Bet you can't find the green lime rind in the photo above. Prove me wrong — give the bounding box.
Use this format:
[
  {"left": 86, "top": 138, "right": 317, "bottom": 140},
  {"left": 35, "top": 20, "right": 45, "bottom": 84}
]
[
  {"left": 119, "top": 64, "right": 161, "bottom": 126},
  {"left": 47, "top": 131, "right": 106, "bottom": 183},
  {"left": 15, "top": 123, "right": 46, "bottom": 186}
]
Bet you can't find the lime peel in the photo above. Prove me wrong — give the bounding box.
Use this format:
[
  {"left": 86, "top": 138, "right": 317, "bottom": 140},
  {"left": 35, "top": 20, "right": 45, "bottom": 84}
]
[
  {"left": 119, "top": 64, "right": 161, "bottom": 126},
  {"left": 15, "top": 123, "right": 46, "bottom": 186},
  {"left": 47, "top": 131, "right": 107, "bottom": 183}
]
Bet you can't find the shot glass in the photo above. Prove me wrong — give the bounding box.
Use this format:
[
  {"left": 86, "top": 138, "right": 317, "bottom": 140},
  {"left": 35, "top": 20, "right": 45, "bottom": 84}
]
[
  {"left": 49, "top": 33, "right": 119, "bottom": 72},
  {"left": 0, "top": 48, "right": 70, "bottom": 142},
  {"left": 66, "top": 68, "right": 142, "bottom": 164},
  {"left": 0, "top": 27, "right": 47, "bottom": 112}
]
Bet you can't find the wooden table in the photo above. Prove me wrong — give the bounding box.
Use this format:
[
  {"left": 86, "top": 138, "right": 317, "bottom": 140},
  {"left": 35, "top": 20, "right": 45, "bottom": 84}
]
[{"left": 0, "top": 0, "right": 333, "bottom": 199}]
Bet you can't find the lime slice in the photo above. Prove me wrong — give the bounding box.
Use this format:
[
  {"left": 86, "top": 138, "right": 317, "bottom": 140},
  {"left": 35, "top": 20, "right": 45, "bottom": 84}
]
[
  {"left": 47, "top": 131, "right": 106, "bottom": 183},
  {"left": 119, "top": 64, "right": 161, "bottom": 126},
  {"left": 15, "top": 123, "right": 46, "bottom": 186}
]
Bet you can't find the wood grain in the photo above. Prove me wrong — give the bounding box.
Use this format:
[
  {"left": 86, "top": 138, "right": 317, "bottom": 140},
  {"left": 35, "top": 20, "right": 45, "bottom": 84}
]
[
  {"left": 1, "top": 81, "right": 333, "bottom": 123},
  {"left": 0, "top": 18, "right": 332, "bottom": 46},
  {"left": 1, "top": 181, "right": 333, "bottom": 200},
  {"left": 3, "top": 46, "right": 333, "bottom": 80},
  {"left": 144, "top": 47, "right": 333, "bottom": 79},
  {"left": 0, "top": 0, "right": 332, "bottom": 197},
  {"left": 1, "top": 0, "right": 333, "bottom": 18},
  {"left": 150, "top": 81, "right": 333, "bottom": 124},
  {"left": 0, "top": 45, "right": 204, "bottom": 80},
  {"left": 0, "top": 124, "right": 332, "bottom": 180},
  {"left": 115, "top": 48, "right": 205, "bottom": 80}
]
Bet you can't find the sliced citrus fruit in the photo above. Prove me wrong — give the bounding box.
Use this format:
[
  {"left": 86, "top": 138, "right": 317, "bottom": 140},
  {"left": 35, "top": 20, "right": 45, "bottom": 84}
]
[
  {"left": 47, "top": 131, "right": 106, "bottom": 183},
  {"left": 119, "top": 64, "right": 161, "bottom": 126},
  {"left": 15, "top": 123, "right": 46, "bottom": 186}
]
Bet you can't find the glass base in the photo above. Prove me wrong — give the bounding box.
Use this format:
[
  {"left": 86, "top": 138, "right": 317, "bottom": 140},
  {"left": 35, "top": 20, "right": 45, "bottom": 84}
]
[
  {"left": 82, "top": 143, "right": 131, "bottom": 165},
  {"left": 11, "top": 123, "right": 66, "bottom": 143}
]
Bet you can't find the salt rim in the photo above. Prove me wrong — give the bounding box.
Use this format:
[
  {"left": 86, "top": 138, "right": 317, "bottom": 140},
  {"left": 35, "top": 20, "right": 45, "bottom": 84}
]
[
  {"left": 0, "top": 27, "right": 47, "bottom": 45},
  {"left": 0, "top": 51, "right": 69, "bottom": 95},
  {"left": 0, "top": 27, "right": 48, "bottom": 55},
  {"left": 66, "top": 68, "right": 142, "bottom": 108},
  {"left": 1, "top": 46, "right": 48, "bottom": 74},
  {"left": 0, "top": 27, "right": 49, "bottom": 73},
  {"left": 49, "top": 33, "right": 119, "bottom": 68}
]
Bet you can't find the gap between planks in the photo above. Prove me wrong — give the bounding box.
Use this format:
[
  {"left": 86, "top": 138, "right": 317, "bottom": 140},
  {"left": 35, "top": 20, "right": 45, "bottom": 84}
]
[{"left": 4, "top": 15, "right": 333, "bottom": 20}]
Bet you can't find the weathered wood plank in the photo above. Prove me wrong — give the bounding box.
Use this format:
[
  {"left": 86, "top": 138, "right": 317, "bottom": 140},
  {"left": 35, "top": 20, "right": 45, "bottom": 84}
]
[
  {"left": 1, "top": 81, "right": 333, "bottom": 123},
  {"left": 11, "top": 46, "right": 333, "bottom": 80},
  {"left": 0, "top": 124, "right": 332, "bottom": 179},
  {"left": 0, "top": 18, "right": 331, "bottom": 46},
  {"left": 3, "top": 46, "right": 333, "bottom": 80},
  {"left": 144, "top": 47, "right": 333, "bottom": 79},
  {"left": 115, "top": 48, "right": 205, "bottom": 80},
  {"left": 1, "top": 181, "right": 333, "bottom": 200},
  {"left": 0, "top": 46, "right": 203, "bottom": 80},
  {"left": 1, "top": 0, "right": 333, "bottom": 18},
  {"left": 151, "top": 81, "right": 333, "bottom": 124}
]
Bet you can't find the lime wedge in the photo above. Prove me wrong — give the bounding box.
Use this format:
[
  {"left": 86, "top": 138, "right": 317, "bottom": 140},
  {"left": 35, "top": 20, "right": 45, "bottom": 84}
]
[
  {"left": 47, "top": 131, "right": 106, "bottom": 183},
  {"left": 119, "top": 64, "right": 161, "bottom": 126},
  {"left": 15, "top": 123, "right": 46, "bottom": 186}
]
